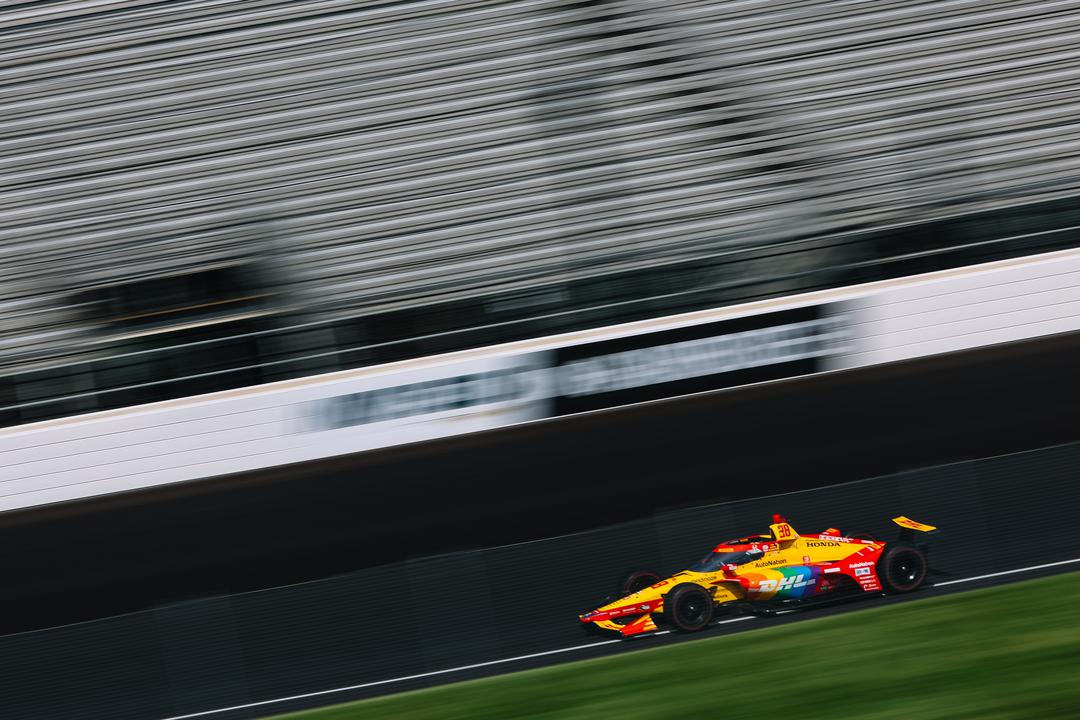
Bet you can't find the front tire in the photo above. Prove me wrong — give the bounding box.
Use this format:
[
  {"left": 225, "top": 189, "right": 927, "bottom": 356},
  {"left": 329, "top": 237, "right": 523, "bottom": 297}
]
[
  {"left": 878, "top": 544, "right": 927, "bottom": 593},
  {"left": 663, "top": 583, "right": 714, "bottom": 632},
  {"left": 620, "top": 570, "right": 661, "bottom": 596}
]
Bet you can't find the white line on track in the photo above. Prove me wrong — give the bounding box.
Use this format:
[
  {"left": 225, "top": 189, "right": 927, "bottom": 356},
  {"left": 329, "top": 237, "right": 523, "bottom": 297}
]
[
  {"left": 929, "top": 557, "right": 1080, "bottom": 586},
  {"left": 160, "top": 559, "right": 1080, "bottom": 720},
  {"left": 159, "top": 638, "right": 636, "bottom": 720}
]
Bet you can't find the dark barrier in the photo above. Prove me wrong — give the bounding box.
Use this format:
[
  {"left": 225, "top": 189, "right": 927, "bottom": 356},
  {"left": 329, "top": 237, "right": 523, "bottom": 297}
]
[{"left": 2, "top": 441, "right": 1079, "bottom": 720}]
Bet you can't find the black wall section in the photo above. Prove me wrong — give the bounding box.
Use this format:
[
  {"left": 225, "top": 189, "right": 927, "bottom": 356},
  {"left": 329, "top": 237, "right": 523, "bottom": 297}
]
[
  {"left": 2, "top": 442, "right": 1080, "bottom": 720},
  {"left": 550, "top": 304, "right": 833, "bottom": 415},
  {"left": 3, "top": 332, "right": 1080, "bottom": 636}
]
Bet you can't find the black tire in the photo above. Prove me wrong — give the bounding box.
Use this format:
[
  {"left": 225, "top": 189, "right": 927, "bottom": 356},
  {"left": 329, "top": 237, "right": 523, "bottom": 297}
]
[
  {"left": 877, "top": 544, "right": 927, "bottom": 593},
  {"left": 848, "top": 531, "right": 875, "bottom": 541},
  {"left": 662, "top": 583, "right": 714, "bottom": 632},
  {"left": 620, "top": 570, "right": 661, "bottom": 597}
]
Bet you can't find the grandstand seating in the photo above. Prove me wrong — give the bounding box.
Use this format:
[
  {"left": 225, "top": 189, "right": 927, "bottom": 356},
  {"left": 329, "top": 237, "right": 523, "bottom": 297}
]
[{"left": 2, "top": 0, "right": 1078, "bottom": 380}]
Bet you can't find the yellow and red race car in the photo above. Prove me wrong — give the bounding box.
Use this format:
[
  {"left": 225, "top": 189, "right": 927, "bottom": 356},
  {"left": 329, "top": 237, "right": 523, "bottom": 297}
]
[{"left": 579, "top": 514, "right": 936, "bottom": 636}]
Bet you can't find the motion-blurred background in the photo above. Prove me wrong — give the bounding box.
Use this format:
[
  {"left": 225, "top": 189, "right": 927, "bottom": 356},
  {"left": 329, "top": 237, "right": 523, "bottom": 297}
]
[
  {"left": 6, "top": 0, "right": 1080, "bottom": 424},
  {"left": 2, "top": 2, "right": 1080, "bottom": 719}
]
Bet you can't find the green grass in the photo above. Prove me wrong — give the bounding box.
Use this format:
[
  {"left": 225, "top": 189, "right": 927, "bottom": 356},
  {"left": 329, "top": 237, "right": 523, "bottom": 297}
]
[{"left": 271, "top": 571, "right": 1080, "bottom": 720}]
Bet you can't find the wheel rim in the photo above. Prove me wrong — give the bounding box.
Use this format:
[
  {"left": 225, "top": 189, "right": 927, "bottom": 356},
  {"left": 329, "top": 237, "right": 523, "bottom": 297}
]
[
  {"left": 889, "top": 552, "right": 924, "bottom": 587},
  {"left": 678, "top": 594, "right": 707, "bottom": 626}
]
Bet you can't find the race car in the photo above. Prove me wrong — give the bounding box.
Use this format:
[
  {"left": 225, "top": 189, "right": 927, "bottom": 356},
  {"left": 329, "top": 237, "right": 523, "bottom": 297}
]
[{"left": 579, "top": 514, "right": 936, "bottom": 636}]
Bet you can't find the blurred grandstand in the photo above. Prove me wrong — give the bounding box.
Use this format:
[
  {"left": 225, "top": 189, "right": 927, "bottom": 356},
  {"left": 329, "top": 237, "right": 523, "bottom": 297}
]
[{"left": 3, "top": 0, "right": 1080, "bottom": 426}]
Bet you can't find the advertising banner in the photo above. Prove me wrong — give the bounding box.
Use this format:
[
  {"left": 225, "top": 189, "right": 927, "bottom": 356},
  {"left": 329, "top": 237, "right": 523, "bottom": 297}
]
[
  {"left": 298, "top": 353, "right": 552, "bottom": 454},
  {"left": 550, "top": 305, "right": 852, "bottom": 415}
]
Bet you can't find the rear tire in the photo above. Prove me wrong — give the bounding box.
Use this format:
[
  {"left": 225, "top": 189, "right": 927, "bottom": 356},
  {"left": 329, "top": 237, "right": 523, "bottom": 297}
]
[
  {"left": 663, "top": 583, "right": 714, "bottom": 632},
  {"left": 620, "top": 570, "right": 661, "bottom": 596},
  {"left": 877, "top": 544, "right": 927, "bottom": 593}
]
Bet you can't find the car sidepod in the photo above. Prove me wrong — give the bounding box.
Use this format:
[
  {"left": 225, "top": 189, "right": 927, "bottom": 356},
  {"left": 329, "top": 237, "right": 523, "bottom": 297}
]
[{"left": 739, "top": 566, "right": 823, "bottom": 601}]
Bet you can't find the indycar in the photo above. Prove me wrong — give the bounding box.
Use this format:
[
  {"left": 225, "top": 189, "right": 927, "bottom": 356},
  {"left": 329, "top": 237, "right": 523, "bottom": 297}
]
[{"left": 579, "top": 514, "right": 936, "bottom": 636}]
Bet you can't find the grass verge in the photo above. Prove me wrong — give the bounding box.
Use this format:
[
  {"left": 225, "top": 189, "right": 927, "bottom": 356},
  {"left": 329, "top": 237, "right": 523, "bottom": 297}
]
[{"left": 272, "top": 571, "right": 1080, "bottom": 720}]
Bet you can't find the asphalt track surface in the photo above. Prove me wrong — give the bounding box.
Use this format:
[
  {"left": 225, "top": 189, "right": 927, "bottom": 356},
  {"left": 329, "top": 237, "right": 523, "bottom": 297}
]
[
  {"left": 3, "top": 331, "right": 1080, "bottom": 635},
  {"left": 161, "top": 551, "right": 1080, "bottom": 719}
]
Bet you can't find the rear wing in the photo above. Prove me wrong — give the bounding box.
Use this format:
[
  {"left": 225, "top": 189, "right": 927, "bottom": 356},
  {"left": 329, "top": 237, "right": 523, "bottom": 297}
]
[
  {"left": 892, "top": 516, "right": 937, "bottom": 543},
  {"left": 892, "top": 516, "right": 936, "bottom": 532}
]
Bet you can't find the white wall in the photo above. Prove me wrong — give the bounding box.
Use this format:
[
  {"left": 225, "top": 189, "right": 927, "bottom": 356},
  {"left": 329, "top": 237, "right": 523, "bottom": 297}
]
[
  {"left": 830, "top": 249, "right": 1080, "bottom": 369},
  {"left": 3, "top": 247, "right": 1080, "bottom": 512}
]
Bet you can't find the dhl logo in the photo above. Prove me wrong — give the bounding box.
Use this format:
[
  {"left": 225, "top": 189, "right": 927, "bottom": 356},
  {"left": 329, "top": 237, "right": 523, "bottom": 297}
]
[{"left": 757, "top": 573, "right": 814, "bottom": 592}]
